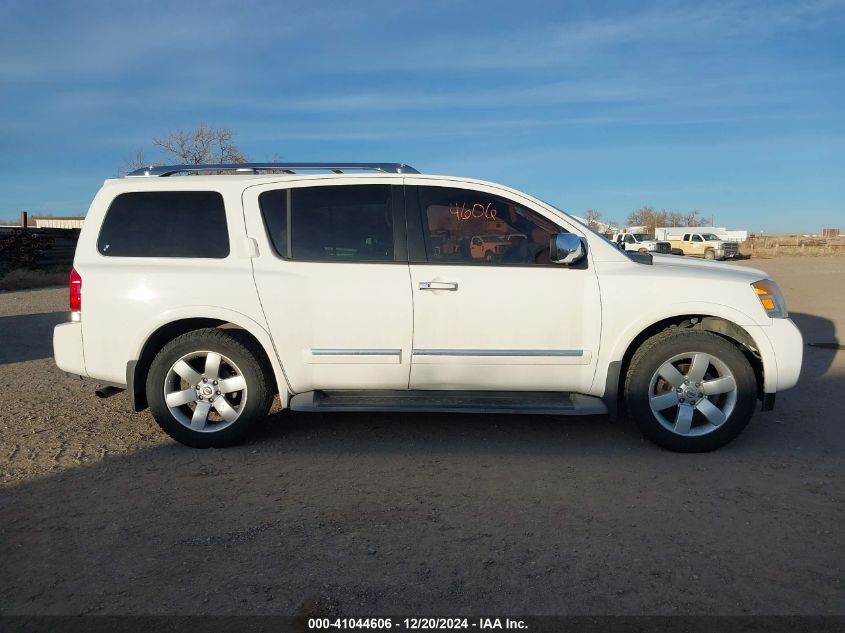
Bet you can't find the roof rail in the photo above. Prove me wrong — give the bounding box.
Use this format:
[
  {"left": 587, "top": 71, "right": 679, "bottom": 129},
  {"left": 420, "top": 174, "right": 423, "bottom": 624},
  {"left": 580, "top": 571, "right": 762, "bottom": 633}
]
[{"left": 126, "top": 162, "right": 420, "bottom": 177}]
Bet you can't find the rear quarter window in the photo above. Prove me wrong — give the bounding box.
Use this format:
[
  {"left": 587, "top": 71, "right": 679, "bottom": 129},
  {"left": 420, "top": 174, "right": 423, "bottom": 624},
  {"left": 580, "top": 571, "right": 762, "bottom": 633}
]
[{"left": 97, "top": 191, "right": 229, "bottom": 258}]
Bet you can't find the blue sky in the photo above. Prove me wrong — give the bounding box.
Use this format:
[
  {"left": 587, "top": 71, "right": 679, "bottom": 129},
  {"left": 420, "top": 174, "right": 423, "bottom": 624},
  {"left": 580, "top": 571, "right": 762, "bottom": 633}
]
[{"left": 1, "top": 0, "right": 842, "bottom": 233}]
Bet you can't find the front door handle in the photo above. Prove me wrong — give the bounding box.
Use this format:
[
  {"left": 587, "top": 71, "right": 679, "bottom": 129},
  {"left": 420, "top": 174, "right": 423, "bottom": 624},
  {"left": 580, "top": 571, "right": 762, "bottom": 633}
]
[{"left": 419, "top": 281, "right": 459, "bottom": 291}]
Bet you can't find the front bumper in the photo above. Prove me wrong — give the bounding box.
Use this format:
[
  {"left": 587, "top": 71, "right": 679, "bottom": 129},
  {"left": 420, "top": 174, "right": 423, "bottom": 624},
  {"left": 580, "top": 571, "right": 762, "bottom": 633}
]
[
  {"left": 53, "top": 321, "right": 87, "bottom": 377},
  {"left": 769, "top": 317, "right": 803, "bottom": 391},
  {"left": 747, "top": 318, "right": 803, "bottom": 395}
]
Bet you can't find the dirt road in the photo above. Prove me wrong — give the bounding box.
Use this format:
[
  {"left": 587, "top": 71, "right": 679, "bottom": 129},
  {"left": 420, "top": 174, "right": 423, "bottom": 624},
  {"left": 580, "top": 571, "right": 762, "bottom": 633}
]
[{"left": 1, "top": 257, "right": 843, "bottom": 616}]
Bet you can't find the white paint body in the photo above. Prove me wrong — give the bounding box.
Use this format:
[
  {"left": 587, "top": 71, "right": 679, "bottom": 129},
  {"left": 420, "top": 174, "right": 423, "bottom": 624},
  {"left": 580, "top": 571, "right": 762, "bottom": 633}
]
[{"left": 54, "top": 172, "right": 803, "bottom": 409}]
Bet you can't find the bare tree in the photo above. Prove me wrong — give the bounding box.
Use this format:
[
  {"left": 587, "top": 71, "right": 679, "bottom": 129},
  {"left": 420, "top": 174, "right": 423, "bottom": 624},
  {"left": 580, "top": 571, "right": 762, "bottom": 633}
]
[
  {"left": 628, "top": 206, "right": 709, "bottom": 234},
  {"left": 119, "top": 147, "right": 150, "bottom": 175},
  {"left": 685, "top": 209, "right": 710, "bottom": 227},
  {"left": 153, "top": 123, "right": 247, "bottom": 164},
  {"left": 627, "top": 206, "right": 663, "bottom": 234},
  {"left": 603, "top": 218, "right": 620, "bottom": 236},
  {"left": 117, "top": 124, "right": 249, "bottom": 176},
  {"left": 583, "top": 209, "right": 602, "bottom": 228},
  {"left": 667, "top": 211, "right": 685, "bottom": 227}
]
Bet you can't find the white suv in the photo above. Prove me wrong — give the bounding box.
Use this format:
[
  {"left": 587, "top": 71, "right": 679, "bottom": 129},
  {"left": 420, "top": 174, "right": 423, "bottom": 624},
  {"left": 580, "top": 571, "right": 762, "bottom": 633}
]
[{"left": 53, "top": 162, "right": 803, "bottom": 452}]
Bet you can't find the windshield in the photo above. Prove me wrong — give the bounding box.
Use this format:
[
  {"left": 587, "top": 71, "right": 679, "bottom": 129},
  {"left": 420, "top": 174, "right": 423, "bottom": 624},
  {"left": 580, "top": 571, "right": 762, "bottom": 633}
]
[
  {"left": 632, "top": 233, "right": 651, "bottom": 241},
  {"left": 700, "top": 233, "right": 721, "bottom": 241}
]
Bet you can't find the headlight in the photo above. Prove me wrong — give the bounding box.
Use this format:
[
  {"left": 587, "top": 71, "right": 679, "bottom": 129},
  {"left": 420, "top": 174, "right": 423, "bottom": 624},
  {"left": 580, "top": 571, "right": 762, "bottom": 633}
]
[
  {"left": 646, "top": 242, "right": 657, "bottom": 251},
  {"left": 751, "top": 279, "right": 788, "bottom": 318}
]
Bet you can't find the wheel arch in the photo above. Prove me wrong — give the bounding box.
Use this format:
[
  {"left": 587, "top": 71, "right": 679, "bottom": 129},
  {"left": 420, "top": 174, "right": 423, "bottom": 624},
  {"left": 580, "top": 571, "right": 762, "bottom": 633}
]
[
  {"left": 127, "top": 310, "right": 291, "bottom": 412},
  {"left": 602, "top": 313, "right": 766, "bottom": 415}
]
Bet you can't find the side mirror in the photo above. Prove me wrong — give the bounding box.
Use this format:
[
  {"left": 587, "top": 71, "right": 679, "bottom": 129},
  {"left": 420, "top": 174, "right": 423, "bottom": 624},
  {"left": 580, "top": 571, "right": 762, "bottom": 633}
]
[{"left": 550, "top": 233, "right": 586, "bottom": 265}]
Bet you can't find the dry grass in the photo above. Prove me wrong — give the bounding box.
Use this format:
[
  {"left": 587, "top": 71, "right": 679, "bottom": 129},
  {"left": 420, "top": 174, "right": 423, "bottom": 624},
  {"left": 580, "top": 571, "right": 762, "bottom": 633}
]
[{"left": 0, "top": 268, "right": 68, "bottom": 291}]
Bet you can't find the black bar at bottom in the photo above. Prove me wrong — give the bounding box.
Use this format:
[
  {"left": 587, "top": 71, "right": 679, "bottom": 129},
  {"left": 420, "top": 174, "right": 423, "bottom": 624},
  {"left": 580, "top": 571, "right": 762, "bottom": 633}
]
[{"left": 1, "top": 616, "right": 844, "bottom": 633}]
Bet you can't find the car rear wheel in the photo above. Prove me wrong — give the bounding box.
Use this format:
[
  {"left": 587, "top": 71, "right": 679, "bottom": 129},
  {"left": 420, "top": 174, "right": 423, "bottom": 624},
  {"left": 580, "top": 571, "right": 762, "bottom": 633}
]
[
  {"left": 624, "top": 330, "right": 757, "bottom": 452},
  {"left": 146, "top": 328, "right": 273, "bottom": 448}
]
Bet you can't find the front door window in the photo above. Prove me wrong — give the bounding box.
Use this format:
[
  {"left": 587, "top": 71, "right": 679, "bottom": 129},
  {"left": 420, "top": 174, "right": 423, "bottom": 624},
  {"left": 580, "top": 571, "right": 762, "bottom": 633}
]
[{"left": 418, "top": 187, "right": 562, "bottom": 266}]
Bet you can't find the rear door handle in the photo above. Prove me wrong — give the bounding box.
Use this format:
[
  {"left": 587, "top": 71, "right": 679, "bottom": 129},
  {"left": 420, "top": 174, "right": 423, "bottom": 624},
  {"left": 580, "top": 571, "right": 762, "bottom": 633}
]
[{"left": 419, "top": 281, "right": 459, "bottom": 291}]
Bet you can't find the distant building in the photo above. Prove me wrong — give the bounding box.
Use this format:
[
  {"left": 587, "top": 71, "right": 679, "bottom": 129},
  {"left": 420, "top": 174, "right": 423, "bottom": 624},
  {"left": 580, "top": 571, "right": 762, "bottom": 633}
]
[
  {"left": 30, "top": 216, "right": 85, "bottom": 229},
  {"left": 655, "top": 226, "right": 748, "bottom": 242},
  {"left": 7, "top": 212, "right": 84, "bottom": 229},
  {"left": 720, "top": 229, "right": 748, "bottom": 243},
  {"left": 822, "top": 228, "right": 840, "bottom": 238}
]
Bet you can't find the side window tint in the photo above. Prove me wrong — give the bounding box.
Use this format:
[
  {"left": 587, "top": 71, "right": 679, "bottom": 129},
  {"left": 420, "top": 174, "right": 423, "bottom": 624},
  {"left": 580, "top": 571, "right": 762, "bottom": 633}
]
[
  {"left": 97, "top": 191, "right": 228, "bottom": 258},
  {"left": 692, "top": 234, "right": 703, "bottom": 242},
  {"left": 287, "top": 185, "right": 393, "bottom": 262},
  {"left": 418, "top": 186, "right": 561, "bottom": 266}
]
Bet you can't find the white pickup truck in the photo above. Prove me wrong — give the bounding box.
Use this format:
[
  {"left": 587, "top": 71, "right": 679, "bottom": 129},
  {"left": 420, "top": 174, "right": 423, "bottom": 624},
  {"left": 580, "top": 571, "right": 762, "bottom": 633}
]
[
  {"left": 612, "top": 231, "right": 672, "bottom": 254},
  {"left": 53, "top": 162, "right": 802, "bottom": 452},
  {"left": 659, "top": 231, "right": 740, "bottom": 260}
]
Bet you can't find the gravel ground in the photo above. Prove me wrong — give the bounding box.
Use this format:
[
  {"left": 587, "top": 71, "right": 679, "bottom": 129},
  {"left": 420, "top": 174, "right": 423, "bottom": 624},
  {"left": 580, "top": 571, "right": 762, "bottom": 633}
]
[{"left": 0, "top": 257, "right": 843, "bottom": 616}]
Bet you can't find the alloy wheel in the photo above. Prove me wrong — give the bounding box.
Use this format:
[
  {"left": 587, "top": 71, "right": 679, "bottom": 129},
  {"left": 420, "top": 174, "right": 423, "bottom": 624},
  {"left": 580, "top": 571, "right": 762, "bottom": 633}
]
[
  {"left": 648, "top": 351, "right": 738, "bottom": 436},
  {"left": 163, "top": 350, "right": 248, "bottom": 432}
]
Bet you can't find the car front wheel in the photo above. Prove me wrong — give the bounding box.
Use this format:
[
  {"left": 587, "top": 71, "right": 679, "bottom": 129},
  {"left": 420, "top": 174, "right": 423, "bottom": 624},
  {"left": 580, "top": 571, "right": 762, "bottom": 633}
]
[{"left": 624, "top": 330, "right": 758, "bottom": 452}]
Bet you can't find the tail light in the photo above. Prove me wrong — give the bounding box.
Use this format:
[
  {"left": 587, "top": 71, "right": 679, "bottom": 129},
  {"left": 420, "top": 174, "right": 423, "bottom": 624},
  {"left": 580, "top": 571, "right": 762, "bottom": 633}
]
[{"left": 69, "top": 268, "right": 82, "bottom": 314}]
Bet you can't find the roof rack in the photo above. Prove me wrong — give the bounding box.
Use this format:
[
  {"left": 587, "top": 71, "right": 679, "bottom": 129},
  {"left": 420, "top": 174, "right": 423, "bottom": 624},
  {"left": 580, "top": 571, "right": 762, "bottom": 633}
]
[{"left": 126, "top": 162, "right": 420, "bottom": 177}]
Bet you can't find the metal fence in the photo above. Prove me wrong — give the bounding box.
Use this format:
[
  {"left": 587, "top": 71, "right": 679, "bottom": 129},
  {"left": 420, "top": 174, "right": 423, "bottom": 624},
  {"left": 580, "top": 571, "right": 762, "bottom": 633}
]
[{"left": 742, "top": 236, "right": 845, "bottom": 255}]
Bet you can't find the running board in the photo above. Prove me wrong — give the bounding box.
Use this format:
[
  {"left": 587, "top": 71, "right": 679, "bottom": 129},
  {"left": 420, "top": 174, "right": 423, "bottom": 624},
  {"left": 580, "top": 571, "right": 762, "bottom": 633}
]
[{"left": 289, "top": 390, "right": 607, "bottom": 415}]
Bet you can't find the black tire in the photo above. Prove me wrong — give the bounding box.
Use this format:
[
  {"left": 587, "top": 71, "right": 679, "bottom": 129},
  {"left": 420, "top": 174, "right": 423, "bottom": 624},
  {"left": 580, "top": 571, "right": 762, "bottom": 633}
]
[
  {"left": 146, "top": 328, "right": 274, "bottom": 448},
  {"left": 624, "top": 329, "right": 757, "bottom": 452}
]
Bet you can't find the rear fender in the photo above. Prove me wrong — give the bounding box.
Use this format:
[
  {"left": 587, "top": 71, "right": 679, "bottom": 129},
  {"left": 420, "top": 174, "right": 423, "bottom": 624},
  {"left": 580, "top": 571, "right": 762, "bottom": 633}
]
[{"left": 128, "top": 306, "right": 292, "bottom": 411}]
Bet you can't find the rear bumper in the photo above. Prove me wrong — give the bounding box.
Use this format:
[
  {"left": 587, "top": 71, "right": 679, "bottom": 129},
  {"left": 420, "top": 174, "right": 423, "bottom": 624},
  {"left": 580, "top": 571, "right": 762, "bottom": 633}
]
[{"left": 53, "top": 321, "right": 87, "bottom": 377}]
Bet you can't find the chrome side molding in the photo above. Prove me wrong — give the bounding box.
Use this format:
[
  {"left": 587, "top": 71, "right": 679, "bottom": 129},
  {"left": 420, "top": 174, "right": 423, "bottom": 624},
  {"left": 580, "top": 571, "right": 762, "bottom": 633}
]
[
  {"left": 412, "top": 349, "right": 583, "bottom": 357},
  {"left": 311, "top": 348, "right": 402, "bottom": 356}
]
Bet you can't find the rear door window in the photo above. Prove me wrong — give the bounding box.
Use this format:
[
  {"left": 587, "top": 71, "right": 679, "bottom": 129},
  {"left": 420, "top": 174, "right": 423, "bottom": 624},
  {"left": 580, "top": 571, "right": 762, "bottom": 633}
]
[
  {"left": 97, "top": 191, "right": 228, "bottom": 258},
  {"left": 260, "top": 185, "right": 394, "bottom": 262}
]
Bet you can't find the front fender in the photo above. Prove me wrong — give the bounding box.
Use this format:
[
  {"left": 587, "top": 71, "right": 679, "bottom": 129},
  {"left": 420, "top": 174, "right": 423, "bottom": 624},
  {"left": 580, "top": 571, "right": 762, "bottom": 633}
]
[{"left": 590, "top": 301, "right": 767, "bottom": 397}]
